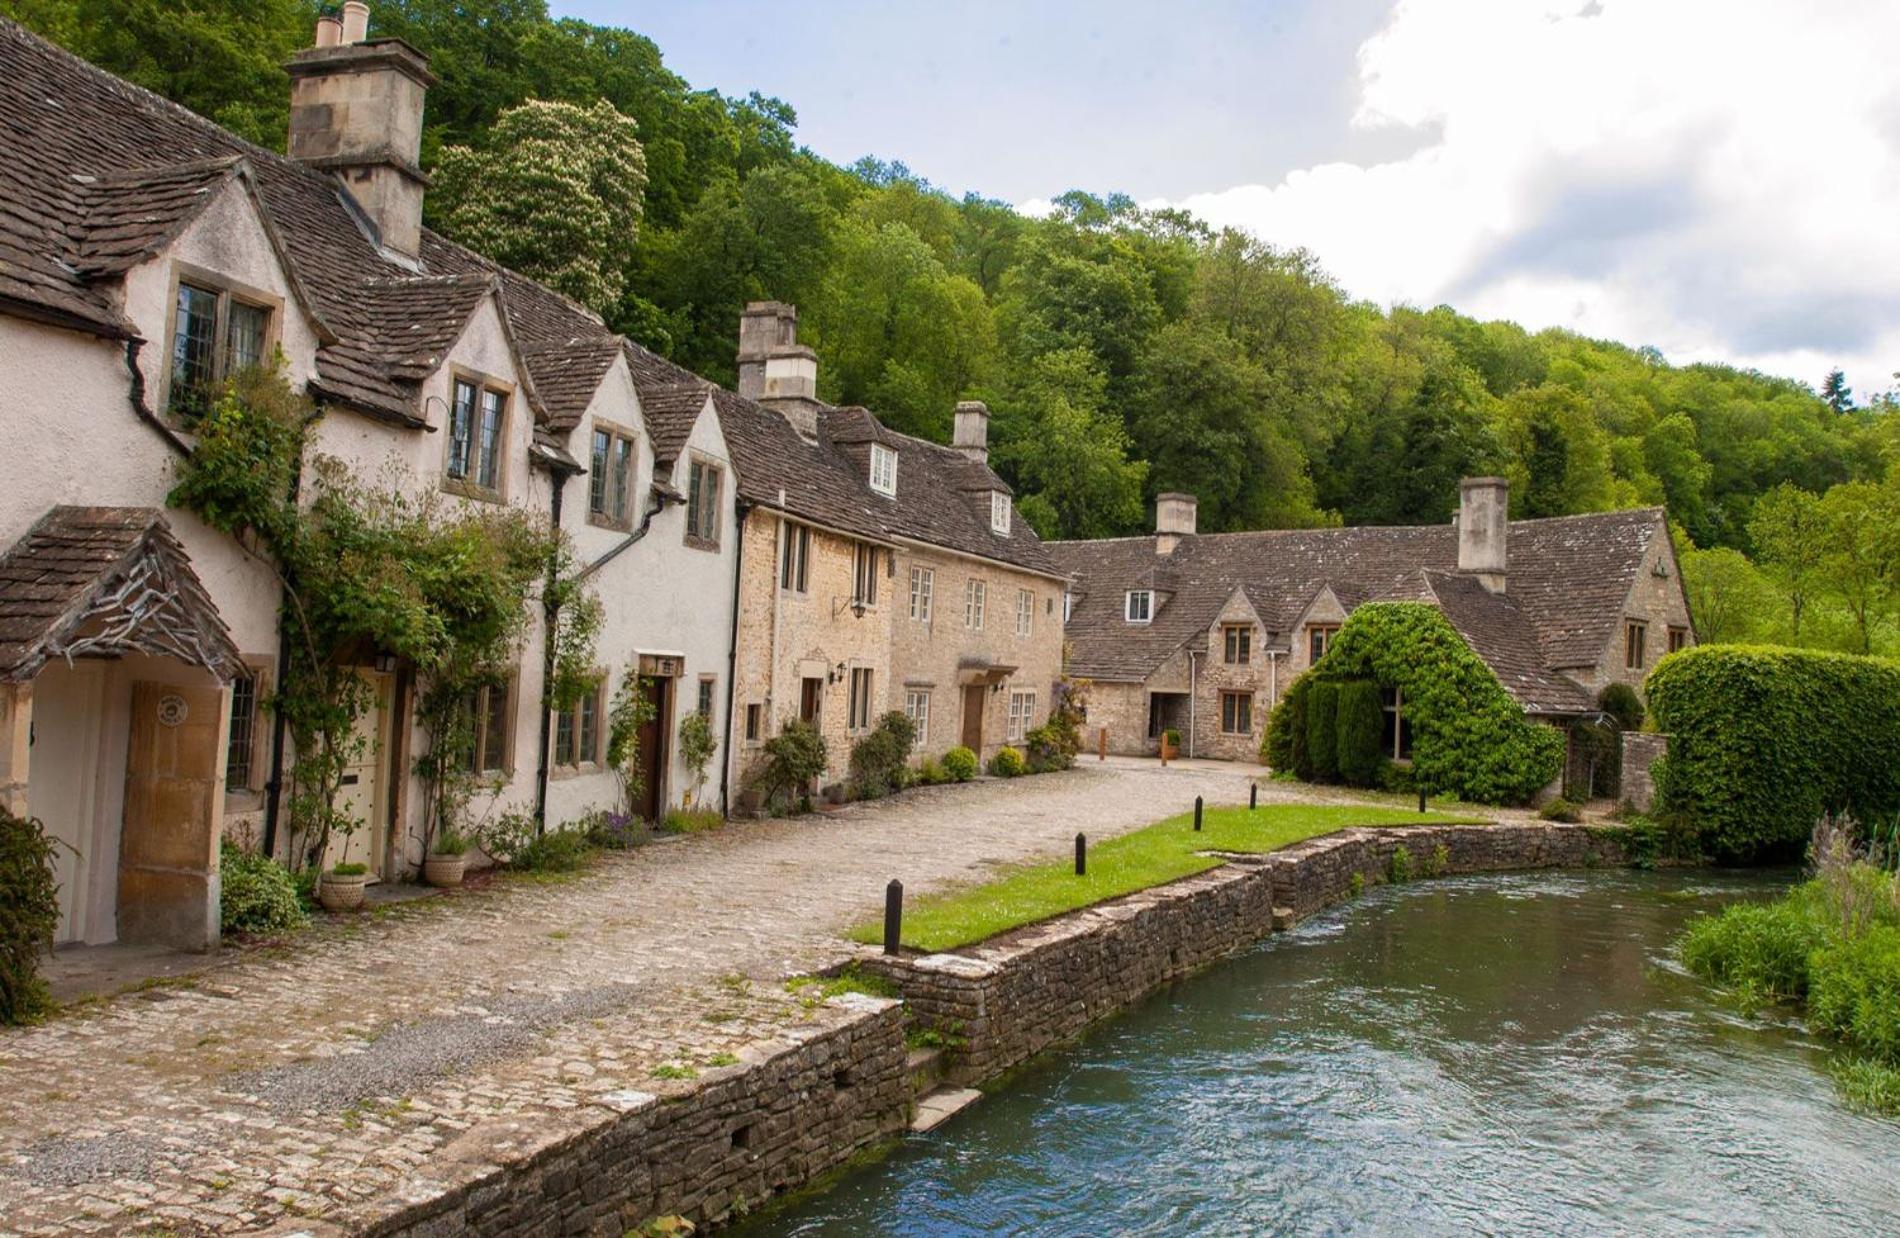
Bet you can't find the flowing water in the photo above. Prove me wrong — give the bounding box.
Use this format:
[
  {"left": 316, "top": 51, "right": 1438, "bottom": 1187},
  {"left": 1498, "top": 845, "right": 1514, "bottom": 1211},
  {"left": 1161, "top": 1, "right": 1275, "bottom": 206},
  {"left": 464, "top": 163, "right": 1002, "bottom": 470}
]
[{"left": 745, "top": 868, "right": 1900, "bottom": 1235}]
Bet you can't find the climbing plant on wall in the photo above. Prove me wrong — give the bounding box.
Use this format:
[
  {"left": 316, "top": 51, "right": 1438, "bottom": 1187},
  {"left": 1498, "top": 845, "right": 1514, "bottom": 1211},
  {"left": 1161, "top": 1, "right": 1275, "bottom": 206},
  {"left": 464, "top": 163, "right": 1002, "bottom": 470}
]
[
  {"left": 169, "top": 365, "right": 559, "bottom": 870},
  {"left": 1265, "top": 602, "right": 1564, "bottom": 805}
]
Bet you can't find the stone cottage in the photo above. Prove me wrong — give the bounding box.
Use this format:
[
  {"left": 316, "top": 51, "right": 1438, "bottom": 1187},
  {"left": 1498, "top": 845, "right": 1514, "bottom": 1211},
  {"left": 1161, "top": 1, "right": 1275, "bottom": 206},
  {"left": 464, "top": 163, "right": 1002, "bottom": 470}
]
[
  {"left": 0, "top": 7, "right": 746, "bottom": 946},
  {"left": 1047, "top": 477, "right": 1695, "bottom": 767}
]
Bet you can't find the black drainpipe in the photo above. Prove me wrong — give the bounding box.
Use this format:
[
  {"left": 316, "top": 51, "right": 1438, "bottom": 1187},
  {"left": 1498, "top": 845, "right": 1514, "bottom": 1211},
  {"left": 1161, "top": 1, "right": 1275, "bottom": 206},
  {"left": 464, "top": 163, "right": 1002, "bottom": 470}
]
[
  {"left": 533, "top": 474, "right": 570, "bottom": 833},
  {"left": 718, "top": 500, "right": 752, "bottom": 816},
  {"left": 122, "top": 338, "right": 192, "bottom": 458}
]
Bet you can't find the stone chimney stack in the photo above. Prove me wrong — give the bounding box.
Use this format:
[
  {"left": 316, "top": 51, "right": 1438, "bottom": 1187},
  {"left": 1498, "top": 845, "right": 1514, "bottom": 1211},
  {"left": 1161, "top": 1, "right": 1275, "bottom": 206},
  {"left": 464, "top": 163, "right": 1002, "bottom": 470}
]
[
  {"left": 736, "top": 301, "right": 822, "bottom": 440},
  {"left": 1155, "top": 493, "right": 1197, "bottom": 555},
  {"left": 952, "top": 401, "right": 990, "bottom": 464},
  {"left": 1457, "top": 476, "right": 1510, "bottom": 592},
  {"left": 287, "top": 4, "right": 436, "bottom": 260}
]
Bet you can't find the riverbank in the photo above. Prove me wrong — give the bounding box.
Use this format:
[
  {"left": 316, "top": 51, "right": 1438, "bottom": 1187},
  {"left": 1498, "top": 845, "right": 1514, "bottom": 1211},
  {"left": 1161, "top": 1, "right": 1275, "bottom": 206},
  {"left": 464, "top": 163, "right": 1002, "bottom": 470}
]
[{"left": 752, "top": 868, "right": 1900, "bottom": 1235}]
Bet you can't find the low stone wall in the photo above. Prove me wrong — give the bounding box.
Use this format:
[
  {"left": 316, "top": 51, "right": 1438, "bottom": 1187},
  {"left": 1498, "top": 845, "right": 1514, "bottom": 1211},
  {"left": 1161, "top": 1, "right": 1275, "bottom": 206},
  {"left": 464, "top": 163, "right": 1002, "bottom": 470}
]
[
  {"left": 862, "top": 822, "right": 1627, "bottom": 1088},
  {"left": 1621, "top": 732, "right": 1669, "bottom": 813},
  {"left": 304, "top": 994, "right": 908, "bottom": 1237}
]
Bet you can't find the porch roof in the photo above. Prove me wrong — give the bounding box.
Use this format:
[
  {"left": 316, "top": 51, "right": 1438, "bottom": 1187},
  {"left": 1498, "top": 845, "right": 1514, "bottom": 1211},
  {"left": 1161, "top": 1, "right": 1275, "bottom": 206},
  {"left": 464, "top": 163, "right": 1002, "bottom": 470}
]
[{"left": 0, "top": 507, "right": 244, "bottom": 683}]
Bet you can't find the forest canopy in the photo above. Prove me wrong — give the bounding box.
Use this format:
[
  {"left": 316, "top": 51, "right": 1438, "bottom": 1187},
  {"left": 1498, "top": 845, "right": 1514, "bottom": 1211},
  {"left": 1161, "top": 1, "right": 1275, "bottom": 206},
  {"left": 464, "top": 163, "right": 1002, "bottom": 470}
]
[{"left": 7, "top": 0, "right": 1897, "bottom": 654}]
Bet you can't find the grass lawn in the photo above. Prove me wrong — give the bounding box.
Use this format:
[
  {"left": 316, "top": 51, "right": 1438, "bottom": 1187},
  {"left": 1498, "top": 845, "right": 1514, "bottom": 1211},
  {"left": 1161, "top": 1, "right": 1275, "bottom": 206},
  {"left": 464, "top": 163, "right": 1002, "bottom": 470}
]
[{"left": 851, "top": 803, "right": 1487, "bottom": 953}]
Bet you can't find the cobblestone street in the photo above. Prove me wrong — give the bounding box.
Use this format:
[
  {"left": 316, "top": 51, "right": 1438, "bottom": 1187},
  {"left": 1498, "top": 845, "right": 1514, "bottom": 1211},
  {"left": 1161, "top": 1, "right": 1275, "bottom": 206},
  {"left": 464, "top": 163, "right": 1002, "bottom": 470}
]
[{"left": 0, "top": 760, "right": 1268, "bottom": 1234}]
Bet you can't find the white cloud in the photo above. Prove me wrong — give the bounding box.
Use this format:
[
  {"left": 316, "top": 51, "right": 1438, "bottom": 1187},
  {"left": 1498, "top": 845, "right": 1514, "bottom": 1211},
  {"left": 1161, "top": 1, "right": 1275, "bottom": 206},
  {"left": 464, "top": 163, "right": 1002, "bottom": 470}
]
[{"left": 1149, "top": 0, "right": 1900, "bottom": 394}]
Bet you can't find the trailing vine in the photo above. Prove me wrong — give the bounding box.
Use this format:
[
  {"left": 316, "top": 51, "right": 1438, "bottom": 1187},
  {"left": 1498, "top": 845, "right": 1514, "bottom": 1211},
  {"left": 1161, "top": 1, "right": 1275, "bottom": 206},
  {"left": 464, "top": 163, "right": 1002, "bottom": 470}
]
[
  {"left": 169, "top": 365, "right": 556, "bottom": 871},
  {"left": 606, "top": 673, "right": 658, "bottom": 817}
]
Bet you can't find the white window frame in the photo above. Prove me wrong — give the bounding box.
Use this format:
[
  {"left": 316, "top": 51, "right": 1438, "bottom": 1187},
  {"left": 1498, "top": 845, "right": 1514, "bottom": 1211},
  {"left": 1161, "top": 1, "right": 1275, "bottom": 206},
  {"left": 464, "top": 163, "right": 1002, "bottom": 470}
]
[
  {"left": 1126, "top": 590, "right": 1153, "bottom": 623},
  {"left": 904, "top": 689, "right": 931, "bottom": 745},
  {"left": 991, "top": 491, "right": 1011, "bottom": 536},
  {"left": 1017, "top": 589, "right": 1033, "bottom": 637},
  {"left": 1008, "top": 690, "right": 1037, "bottom": 742},
  {"left": 870, "top": 443, "right": 898, "bottom": 497},
  {"left": 909, "top": 566, "right": 934, "bottom": 623},
  {"left": 965, "top": 578, "right": 987, "bottom": 629}
]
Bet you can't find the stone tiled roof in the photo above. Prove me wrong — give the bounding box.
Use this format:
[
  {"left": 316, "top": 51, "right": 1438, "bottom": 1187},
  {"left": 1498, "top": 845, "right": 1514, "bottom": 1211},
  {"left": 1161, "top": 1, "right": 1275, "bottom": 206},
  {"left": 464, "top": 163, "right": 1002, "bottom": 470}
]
[
  {"left": 0, "top": 507, "right": 242, "bottom": 681},
  {"left": 1048, "top": 508, "right": 1665, "bottom": 712},
  {"left": 0, "top": 17, "right": 1060, "bottom": 581},
  {"left": 633, "top": 381, "right": 712, "bottom": 466}
]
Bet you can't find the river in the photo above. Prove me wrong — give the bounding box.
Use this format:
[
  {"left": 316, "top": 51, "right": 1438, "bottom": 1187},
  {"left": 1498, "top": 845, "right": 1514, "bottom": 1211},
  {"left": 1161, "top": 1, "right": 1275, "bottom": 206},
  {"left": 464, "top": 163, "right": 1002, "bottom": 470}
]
[{"left": 744, "top": 868, "right": 1900, "bottom": 1235}]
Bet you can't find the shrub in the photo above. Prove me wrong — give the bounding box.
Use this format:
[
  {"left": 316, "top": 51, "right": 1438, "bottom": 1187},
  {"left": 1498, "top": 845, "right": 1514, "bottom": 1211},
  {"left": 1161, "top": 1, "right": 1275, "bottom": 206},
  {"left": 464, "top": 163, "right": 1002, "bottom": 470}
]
[
  {"left": 1388, "top": 844, "right": 1414, "bottom": 884},
  {"left": 1024, "top": 723, "right": 1076, "bottom": 773},
  {"left": 1, "top": 807, "right": 60, "bottom": 1025},
  {"left": 1263, "top": 679, "right": 1308, "bottom": 776},
  {"left": 1808, "top": 925, "right": 1900, "bottom": 1063},
  {"left": 328, "top": 861, "right": 369, "bottom": 878},
  {"left": 1334, "top": 679, "right": 1385, "bottom": 787},
  {"left": 431, "top": 827, "right": 471, "bottom": 857},
  {"left": 219, "top": 843, "right": 306, "bottom": 935},
  {"left": 1266, "top": 603, "right": 1563, "bottom": 804},
  {"left": 988, "top": 746, "right": 1027, "bottom": 778},
  {"left": 510, "top": 827, "right": 596, "bottom": 873},
  {"left": 916, "top": 757, "right": 947, "bottom": 786},
  {"left": 677, "top": 710, "right": 719, "bottom": 808},
  {"left": 1538, "top": 797, "right": 1583, "bottom": 823},
  {"left": 1305, "top": 681, "right": 1339, "bottom": 783},
  {"left": 582, "top": 810, "right": 642, "bottom": 851},
  {"left": 1598, "top": 682, "right": 1645, "bottom": 731},
  {"left": 1649, "top": 646, "right": 1900, "bottom": 863},
  {"left": 751, "top": 719, "right": 829, "bottom": 813},
  {"left": 849, "top": 711, "right": 917, "bottom": 799},
  {"left": 942, "top": 746, "right": 979, "bottom": 782},
  {"left": 1680, "top": 896, "right": 1828, "bottom": 1001}
]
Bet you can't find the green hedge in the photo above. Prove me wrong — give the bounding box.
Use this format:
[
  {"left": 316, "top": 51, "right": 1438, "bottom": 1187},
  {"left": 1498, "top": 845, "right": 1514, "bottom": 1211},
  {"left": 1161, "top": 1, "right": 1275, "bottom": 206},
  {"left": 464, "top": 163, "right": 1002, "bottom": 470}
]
[
  {"left": 1335, "top": 680, "right": 1385, "bottom": 787},
  {"left": 1264, "top": 603, "right": 1563, "bottom": 805},
  {"left": 1648, "top": 645, "right": 1900, "bottom": 862},
  {"left": 1, "top": 807, "right": 59, "bottom": 1025},
  {"left": 1263, "top": 678, "right": 1309, "bottom": 776},
  {"left": 1305, "top": 681, "right": 1340, "bottom": 783}
]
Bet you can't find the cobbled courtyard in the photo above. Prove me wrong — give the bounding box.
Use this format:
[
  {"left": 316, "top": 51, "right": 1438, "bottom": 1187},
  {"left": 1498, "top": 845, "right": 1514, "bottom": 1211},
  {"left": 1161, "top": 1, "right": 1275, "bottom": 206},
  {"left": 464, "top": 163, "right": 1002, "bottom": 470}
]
[{"left": 0, "top": 760, "right": 1278, "bottom": 1234}]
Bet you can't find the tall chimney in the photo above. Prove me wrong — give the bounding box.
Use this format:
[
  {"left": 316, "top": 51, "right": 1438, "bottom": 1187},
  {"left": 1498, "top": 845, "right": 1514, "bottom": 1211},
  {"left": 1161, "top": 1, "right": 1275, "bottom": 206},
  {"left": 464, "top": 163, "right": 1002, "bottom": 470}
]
[
  {"left": 1155, "top": 493, "right": 1197, "bottom": 555},
  {"left": 1457, "top": 476, "right": 1509, "bottom": 592},
  {"left": 735, "top": 301, "right": 822, "bottom": 439},
  {"left": 952, "top": 401, "right": 990, "bottom": 464},
  {"left": 287, "top": 5, "right": 436, "bottom": 260}
]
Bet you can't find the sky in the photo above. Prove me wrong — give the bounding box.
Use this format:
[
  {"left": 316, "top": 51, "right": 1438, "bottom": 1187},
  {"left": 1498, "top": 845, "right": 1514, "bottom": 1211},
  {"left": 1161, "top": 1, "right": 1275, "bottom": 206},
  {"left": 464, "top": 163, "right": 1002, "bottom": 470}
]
[{"left": 555, "top": 0, "right": 1900, "bottom": 397}]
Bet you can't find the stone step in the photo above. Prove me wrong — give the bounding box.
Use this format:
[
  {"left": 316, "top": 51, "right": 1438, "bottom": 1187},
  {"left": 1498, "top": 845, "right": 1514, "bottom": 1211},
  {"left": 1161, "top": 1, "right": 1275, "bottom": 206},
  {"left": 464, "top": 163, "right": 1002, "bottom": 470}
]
[
  {"left": 1271, "top": 906, "right": 1297, "bottom": 931},
  {"left": 910, "top": 1087, "right": 983, "bottom": 1133}
]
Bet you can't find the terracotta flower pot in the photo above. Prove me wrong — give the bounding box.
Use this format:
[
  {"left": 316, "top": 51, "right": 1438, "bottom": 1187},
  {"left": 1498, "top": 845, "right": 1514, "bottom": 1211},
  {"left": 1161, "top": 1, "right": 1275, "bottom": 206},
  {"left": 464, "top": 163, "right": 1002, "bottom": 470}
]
[
  {"left": 317, "top": 870, "right": 368, "bottom": 912},
  {"left": 423, "top": 853, "right": 466, "bottom": 888}
]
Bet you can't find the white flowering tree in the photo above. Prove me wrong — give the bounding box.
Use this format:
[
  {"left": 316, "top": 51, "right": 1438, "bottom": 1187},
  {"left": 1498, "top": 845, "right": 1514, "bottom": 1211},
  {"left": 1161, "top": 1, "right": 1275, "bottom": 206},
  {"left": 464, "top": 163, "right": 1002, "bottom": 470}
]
[{"left": 433, "top": 98, "right": 647, "bottom": 315}]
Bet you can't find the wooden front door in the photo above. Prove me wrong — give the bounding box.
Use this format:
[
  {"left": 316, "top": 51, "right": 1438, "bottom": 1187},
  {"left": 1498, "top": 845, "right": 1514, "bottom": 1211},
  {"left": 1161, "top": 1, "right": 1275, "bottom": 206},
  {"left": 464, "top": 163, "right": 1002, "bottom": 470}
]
[
  {"left": 961, "top": 684, "right": 986, "bottom": 752},
  {"left": 326, "top": 671, "right": 391, "bottom": 879},
  {"left": 637, "top": 674, "right": 669, "bottom": 822},
  {"left": 799, "top": 677, "right": 823, "bottom": 725},
  {"left": 120, "top": 678, "right": 224, "bottom": 949}
]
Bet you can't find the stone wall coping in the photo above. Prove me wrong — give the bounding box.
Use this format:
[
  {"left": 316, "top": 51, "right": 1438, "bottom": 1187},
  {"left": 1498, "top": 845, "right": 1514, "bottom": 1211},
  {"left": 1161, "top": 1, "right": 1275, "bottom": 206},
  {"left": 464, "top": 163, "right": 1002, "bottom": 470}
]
[{"left": 915, "top": 954, "right": 1000, "bottom": 979}]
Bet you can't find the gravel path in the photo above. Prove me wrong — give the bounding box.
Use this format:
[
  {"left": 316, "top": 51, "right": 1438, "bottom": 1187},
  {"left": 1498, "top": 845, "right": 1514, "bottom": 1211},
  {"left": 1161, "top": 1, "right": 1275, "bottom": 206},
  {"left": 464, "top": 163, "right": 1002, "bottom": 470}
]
[{"left": 0, "top": 759, "right": 1268, "bottom": 1233}]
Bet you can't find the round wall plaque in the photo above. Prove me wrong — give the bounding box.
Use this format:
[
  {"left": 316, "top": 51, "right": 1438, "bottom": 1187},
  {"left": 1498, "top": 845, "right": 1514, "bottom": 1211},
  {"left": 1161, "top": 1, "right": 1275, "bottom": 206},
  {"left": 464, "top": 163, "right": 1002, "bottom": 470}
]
[{"left": 157, "top": 693, "right": 189, "bottom": 727}]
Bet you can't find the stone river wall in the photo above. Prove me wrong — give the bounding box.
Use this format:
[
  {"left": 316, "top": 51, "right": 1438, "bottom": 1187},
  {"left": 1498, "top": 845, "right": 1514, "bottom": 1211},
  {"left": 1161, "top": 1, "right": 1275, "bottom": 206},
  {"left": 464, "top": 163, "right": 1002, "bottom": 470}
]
[
  {"left": 303, "top": 993, "right": 908, "bottom": 1237},
  {"left": 859, "top": 822, "right": 1628, "bottom": 1088}
]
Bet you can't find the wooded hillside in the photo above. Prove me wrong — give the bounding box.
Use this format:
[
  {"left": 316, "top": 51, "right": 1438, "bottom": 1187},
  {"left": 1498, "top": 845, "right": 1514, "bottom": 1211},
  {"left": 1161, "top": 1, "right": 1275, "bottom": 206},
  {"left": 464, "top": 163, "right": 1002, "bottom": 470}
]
[{"left": 7, "top": 0, "right": 1897, "bottom": 653}]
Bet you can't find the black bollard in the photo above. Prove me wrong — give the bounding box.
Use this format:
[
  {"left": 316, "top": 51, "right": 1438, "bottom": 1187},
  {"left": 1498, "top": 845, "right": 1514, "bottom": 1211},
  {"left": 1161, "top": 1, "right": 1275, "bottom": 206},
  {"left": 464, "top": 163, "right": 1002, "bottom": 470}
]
[
  {"left": 883, "top": 879, "right": 903, "bottom": 956},
  {"left": 1250, "top": 783, "right": 1258, "bottom": 811},
  {"left": 1076, "top": 832, "right": 1087, "bottom": 876},
  {"left": 1194, "top": 795, "right": 1204, "bottom": 832},
  {"left": 1417, "top": 784, "right": 1427, "bottom": 814}
]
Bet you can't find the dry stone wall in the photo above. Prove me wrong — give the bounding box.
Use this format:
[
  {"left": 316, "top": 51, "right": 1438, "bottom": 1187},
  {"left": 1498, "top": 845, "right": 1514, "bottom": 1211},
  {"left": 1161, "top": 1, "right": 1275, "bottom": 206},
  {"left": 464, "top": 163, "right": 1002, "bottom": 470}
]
[
  {"left": 1621, "top": 732, "right": 1669, "bottom": 813},
  {"left": 309, "top": 994, "right": 908, "bottom": 1237},
  {"left": 862, "top": 822, "right": 1628, "bottom": 1088}
]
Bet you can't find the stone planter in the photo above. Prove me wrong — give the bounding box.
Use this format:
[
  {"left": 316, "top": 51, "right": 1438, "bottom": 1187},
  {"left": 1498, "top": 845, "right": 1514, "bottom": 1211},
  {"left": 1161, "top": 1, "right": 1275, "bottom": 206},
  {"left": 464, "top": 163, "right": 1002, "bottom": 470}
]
[
  {"left": 317, "top": 870, "right": 368, "bottom": 913},
  {"left": 423, "top": 853, "right": 466, "bottom": 888}
]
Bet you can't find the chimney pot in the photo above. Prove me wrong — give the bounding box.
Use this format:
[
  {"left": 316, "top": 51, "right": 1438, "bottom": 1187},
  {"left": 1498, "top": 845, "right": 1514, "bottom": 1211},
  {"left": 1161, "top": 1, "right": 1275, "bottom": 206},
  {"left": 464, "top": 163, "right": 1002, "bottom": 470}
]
[
  {"left": 1457, "top": 476, "right": 1510, "bottom": 591},
  {"left": 315, "top": 11, "right": 343, "bottom": 48},
  {"left": 1155, "top": 492, "right": 1197, "bottom": 554},
  {"left": 952, "top": 401, "right": 990, "bottom": 464},
  {"left": 340, "top": 1, "right": 370, "bottom": 43}
]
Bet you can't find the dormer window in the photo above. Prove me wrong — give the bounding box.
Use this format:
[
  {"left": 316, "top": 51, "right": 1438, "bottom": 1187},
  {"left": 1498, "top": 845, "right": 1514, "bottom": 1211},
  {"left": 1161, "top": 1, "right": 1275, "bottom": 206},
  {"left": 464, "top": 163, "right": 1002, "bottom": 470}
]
[
  {"left": 166, "top": 276, "right": 274, "bottom": 419},
  {"left": 991, "top": 492, "right": 1011, "bottom": 536},
  {"left": 1126, "top": 590, "right": 1153, "bottom": 623},
  {"left": 870, "top": 443, "right": 898, "bottom": 497}
]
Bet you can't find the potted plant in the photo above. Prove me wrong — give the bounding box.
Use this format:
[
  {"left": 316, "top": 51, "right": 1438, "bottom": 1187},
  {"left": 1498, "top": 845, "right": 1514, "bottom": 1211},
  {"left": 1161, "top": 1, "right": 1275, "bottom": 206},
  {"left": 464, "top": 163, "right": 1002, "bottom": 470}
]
[
  {"left": 424, "top": 827, "right": 470, "bottom": 888},
  {"left": 317, "top": 861, "right": 370, "bottom": 912},
  {"left": 1161, "top": 728, "right": 1182, "bottom": 764}
]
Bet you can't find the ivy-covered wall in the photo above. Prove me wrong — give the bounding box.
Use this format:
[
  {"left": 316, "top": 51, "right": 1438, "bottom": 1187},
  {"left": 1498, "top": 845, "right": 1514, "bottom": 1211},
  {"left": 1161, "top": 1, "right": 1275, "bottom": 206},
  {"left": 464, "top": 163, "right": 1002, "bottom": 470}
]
[
  {"left": 1264, "top": 602, "right": 1565, "bottom": 805},
  {"left": 1648, "top": 645, "right": 1900, "bottom": 862}
]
